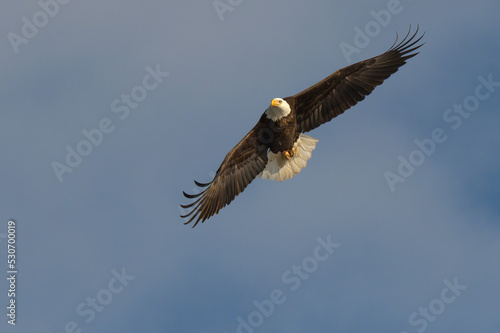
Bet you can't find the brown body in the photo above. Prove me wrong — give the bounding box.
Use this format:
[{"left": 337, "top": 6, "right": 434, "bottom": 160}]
[{"left": 267, "top": 110, "right": 300, "bottom": 154}]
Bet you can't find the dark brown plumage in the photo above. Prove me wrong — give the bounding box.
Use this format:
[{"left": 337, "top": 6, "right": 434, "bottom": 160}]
[
  {"left": 180, "top": 119, "right": 269, "bottom": 227},
  {"left": 181, "top": 27, "right": 424, "bottom": 227},
  {"left": 291, "top": 28, "right": 424, "bottom": 133}
]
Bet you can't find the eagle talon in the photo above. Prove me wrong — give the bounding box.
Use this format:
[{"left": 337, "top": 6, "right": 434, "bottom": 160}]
[{"left": 282, "top": 147, "right": 296, "bottom": 160}]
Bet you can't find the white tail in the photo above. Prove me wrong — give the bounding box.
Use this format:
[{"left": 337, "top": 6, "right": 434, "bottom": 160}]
[{"left": 259, "top": 134, "right": 318, "bottom": 182}]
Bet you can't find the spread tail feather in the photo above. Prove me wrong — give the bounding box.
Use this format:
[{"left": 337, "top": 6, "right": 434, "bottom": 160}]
[{"left": 259, "top": 134, "right": 318, "bottom": 182}]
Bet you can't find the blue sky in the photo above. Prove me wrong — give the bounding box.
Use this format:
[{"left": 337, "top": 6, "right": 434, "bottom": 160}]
[{"left": 1, "top": 1, "right": 499, "bottom": 332}]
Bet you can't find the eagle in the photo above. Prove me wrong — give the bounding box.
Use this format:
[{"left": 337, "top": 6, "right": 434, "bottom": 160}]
[{"left": 181, "top": 28, "right": 424, "bottom": 227}]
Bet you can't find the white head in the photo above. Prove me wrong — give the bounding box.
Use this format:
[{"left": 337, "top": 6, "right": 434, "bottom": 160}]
[{"left": 265, "top": 98, "right": 291, "bottom": 121}]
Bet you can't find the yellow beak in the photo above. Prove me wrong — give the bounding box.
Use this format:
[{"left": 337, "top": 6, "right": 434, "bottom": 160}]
[{"left": 271, "top": 99, "right": 281, "bottom": 107}]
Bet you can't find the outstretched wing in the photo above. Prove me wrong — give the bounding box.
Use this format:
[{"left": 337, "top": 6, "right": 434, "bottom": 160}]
[
  {"left": 288, "top": 27, "right": 425, "bottom": 133},
  {"left": 181, "top": 122, "right": 269, "bottom": 227}
]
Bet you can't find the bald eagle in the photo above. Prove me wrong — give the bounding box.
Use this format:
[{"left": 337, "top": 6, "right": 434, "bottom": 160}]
[{"left": 181, "top": 28, "right": 424, "bottom": 227}]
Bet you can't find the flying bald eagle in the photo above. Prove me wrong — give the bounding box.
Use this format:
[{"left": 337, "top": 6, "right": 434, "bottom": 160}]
[{"left": 181, "top": 28, "right": 424, "bottom": 227}]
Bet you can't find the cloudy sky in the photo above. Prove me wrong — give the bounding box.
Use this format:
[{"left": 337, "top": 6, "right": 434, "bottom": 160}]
[{"left": 1, "top": 1, "right": 499, "bottom": 332}]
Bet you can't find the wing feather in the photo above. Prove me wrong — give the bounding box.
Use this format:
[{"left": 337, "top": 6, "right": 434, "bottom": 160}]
[
  {"left": 289, "top": 27, "right": 425, "bottom": 133},
  {"left": 181, "top": 122, "right": 269, "bottom": 227}
]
